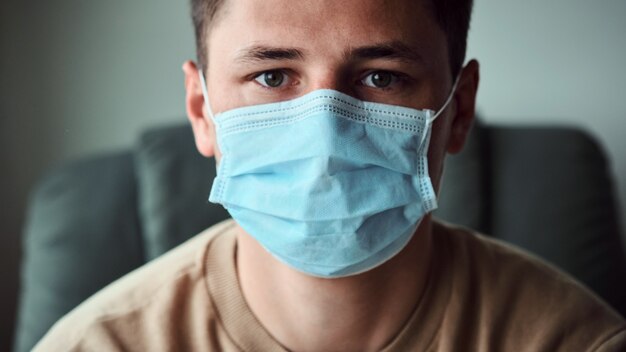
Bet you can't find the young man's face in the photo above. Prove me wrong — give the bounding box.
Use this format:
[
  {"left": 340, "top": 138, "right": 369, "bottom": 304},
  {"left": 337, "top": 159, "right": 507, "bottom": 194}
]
[{"left": 186, "top": 0, "right": 478, "bottom": 190}]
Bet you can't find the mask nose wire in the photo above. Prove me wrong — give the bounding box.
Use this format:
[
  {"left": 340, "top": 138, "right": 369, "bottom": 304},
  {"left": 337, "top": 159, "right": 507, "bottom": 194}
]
[
  {"left": 201, "top": 67, "right": 459, "bottom": 149},
  {"left": 198, "top": 69, "right": 215, "bottom": 120}
]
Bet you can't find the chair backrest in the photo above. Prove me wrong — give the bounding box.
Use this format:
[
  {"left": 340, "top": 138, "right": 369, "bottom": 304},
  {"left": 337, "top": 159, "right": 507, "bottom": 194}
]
[
  {"left": 437, "top": 123, "right": 626, "bottom": 316},
  {"left": 14, "top": 122, "right": 626, "bottom": 352}
]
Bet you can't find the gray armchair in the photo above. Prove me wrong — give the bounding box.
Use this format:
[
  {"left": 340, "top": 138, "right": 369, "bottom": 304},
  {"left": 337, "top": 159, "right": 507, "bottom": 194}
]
[{"left": 13, "top": 121, "right": 626, "bottom": 352}]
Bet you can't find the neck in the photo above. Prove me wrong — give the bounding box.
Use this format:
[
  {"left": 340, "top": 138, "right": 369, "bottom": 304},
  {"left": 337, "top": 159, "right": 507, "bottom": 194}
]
[{"left": 236, "top": 217, "right": 434, "bottom": 352}]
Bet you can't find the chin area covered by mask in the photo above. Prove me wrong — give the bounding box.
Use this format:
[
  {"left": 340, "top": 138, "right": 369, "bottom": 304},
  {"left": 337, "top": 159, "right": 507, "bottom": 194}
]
[{"left": 199, "top": 71, "right": 458, "bottom": 278}]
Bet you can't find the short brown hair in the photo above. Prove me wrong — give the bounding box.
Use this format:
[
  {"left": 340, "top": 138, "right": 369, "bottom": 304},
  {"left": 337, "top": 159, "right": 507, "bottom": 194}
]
[{"left": 190, "top": 0, "right": 473, "bottom": 78}]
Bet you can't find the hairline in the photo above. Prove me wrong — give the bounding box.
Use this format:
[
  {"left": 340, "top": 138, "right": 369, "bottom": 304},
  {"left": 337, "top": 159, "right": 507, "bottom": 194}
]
[{"left": 195, "top": 0, "right": 469, "bottom": 78}]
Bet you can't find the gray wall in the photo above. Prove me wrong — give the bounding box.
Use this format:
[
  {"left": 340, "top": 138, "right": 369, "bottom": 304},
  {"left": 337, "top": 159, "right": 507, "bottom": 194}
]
[
  {"left": 467, "top": 0, "right": 626, "bottom": 233},
  {"left": 1, "top": 0, "right": 625, "bottom": 350},
  {"left": 0, "top": 1, "right": 195, "bottom": 350}
]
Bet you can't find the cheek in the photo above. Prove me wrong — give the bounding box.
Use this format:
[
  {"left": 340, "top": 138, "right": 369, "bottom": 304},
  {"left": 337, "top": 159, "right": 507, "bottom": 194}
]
[
  {"left": 426, "top": 119, "right": 452, "bottom": 189},
  {"left": 214, "top": 140, "right": 223, "bottom": 163},
  {"left": 209, "top": 120, "right": 223, "bottom": 162}
]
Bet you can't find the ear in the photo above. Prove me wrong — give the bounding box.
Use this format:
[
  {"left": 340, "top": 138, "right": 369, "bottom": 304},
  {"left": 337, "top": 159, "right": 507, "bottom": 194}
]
[
  {"left": 183, "top": 60, "right": 216, "bottom": 158},
  {"left": 447, "top": 59, "right": 480, "bottom": 154}
]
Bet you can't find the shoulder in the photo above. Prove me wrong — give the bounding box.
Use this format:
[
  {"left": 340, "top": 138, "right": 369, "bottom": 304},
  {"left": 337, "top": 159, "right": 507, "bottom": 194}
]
[
  {"left": 433, "top": 220, "right": 626, "bottom": 351},
  {"left": 33, "top": 219, "right": 237, "bottom": 352}
]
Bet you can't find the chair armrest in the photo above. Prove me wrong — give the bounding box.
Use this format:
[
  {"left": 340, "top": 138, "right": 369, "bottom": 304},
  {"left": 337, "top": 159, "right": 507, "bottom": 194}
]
[{"left": 14, "top": 152, "right": 145, "bottom": 352}]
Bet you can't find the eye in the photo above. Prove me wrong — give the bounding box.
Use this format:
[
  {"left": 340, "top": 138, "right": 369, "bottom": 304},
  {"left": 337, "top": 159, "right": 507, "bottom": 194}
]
[
  {"left": 361, "top": 71, "right": 398, "bottom": 89},
  {"left": 254, "top": 70, "right": 286, "bottom": 88}
]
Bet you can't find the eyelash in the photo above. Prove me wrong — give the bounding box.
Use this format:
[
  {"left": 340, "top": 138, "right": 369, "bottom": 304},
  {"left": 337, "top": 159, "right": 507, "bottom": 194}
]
[
  {"left": 359, "top": 70, "right": 407, "bottom": 91},
  {"left": 251, "top": 70, "right": 293, "bottom": 91},
  {"left": 250, "top": 69, "right": 409, "bottom": 91}
]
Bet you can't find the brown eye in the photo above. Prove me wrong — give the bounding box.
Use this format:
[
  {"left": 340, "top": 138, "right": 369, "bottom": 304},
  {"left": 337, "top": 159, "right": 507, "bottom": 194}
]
[
  {"left": 362, "top": 71, "right": 397, "bottom": 88},
  {"left": 256, "top": 70, "right": 285, "bottom": 88}
]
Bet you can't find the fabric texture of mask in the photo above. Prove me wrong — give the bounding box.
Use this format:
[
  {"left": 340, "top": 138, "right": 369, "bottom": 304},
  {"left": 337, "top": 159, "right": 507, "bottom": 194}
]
[{"left": 200, "top": 73, "right": 452, "bottom": 278}]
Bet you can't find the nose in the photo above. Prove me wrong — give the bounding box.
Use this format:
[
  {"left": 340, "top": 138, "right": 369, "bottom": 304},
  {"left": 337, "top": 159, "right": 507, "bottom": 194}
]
[{"left": 306, "top": 68, "right": 354, "bottom": 97}]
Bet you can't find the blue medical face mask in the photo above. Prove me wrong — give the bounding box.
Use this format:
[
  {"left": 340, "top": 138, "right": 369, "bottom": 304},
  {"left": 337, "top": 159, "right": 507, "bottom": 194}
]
[{"left": 199, "top": 71, "right": 458, "bottom": 278}]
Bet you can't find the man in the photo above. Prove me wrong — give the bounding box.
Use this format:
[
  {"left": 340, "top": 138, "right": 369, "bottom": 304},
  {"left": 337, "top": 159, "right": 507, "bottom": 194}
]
[{"left": 35, "top": 0, "right": 625, "bottom": 351}]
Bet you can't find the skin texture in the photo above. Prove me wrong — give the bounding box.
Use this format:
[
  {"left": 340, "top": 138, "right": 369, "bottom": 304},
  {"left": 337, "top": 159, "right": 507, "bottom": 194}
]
[{"left": 183, "top": 0, "right": 479, "bottom": 350}]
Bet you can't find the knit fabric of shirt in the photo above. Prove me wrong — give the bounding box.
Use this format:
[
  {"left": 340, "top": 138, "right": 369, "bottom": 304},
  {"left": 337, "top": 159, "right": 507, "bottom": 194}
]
[{"left": 34, "top": 219, "right": 626, "bottom": 351}]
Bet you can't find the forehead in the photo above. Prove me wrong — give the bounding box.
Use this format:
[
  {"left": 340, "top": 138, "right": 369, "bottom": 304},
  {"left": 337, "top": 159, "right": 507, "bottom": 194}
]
[{"left": 209, "top": 0, "right": 446, "bottom": 65}]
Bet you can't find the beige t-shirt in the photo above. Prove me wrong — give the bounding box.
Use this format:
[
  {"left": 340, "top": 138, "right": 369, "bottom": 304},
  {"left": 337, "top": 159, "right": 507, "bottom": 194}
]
[{"left": 34, "top": 219, "right": 626, "bottom": 351}]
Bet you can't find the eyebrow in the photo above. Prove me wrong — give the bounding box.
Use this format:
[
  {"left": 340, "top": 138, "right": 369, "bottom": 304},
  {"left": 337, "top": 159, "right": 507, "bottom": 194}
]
[
  {"left": 235, "top": 45, "right": 305, "bottom": 63},
  {"left": 348, "top": 41, "right": 424, "bottom": 64},
  {"left": 233, "top": 41, "right": 424, "bottom": 64}
]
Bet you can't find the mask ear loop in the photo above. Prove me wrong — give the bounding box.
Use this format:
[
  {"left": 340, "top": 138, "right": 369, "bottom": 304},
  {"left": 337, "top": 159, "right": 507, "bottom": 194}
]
[
  {"left": 198, "top": 69, "right": 215, "bottom": 120},
  {"left": 419, "top": 75, "right": 462, "bottom": 149},
  {"left": 416, "top": 75, "right": 462, "bottom": 212}
]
